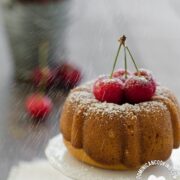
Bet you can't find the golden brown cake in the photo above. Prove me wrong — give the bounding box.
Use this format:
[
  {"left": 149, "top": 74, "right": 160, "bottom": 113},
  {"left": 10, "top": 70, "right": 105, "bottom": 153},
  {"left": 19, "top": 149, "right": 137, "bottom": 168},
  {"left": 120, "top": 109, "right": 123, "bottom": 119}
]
[
  {"left": 60, "top": 36, "right": 180, "bottom": 170},
  {"left": 60, "top": 81, "right": 180, "bottom": 170}
]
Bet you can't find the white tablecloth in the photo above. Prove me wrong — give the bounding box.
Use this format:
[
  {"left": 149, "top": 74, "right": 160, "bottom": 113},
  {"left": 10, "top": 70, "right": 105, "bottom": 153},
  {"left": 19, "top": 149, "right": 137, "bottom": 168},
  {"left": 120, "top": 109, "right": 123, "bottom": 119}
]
[{"left": 8, "top": 160, "right": 70, "bottom": 180}]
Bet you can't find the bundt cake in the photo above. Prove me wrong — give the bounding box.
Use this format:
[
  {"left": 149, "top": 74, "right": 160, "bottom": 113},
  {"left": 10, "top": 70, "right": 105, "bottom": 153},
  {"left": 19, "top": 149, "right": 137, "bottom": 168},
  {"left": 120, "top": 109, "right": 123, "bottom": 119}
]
[
  {"left": 60, "top": 81, "right": 180, "bottom": 170},
  {"left": 60, "top": 36, "right": 180, "bottom": 170}
]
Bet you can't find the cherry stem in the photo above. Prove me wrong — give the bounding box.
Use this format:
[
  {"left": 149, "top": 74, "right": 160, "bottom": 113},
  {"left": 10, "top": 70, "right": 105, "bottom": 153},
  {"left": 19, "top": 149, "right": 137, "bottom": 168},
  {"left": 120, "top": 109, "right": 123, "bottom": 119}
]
[
  {"left": 110, "top": 43, "right": 122, "bottom": 78},
  {"left": 38, "top": 41, "right": 49, "bottom": 93},
  {"left": 123, "top": 45, "right": 128, "bottom": 79},
  {"left": 110, "top": 35, "right": 126, "bottom": 78},
  {"left": 126, "top": 46, "right": 139, "bottom": 74},
  {"left": 39, "top": 41, "right": 49, "bottom": 69}
]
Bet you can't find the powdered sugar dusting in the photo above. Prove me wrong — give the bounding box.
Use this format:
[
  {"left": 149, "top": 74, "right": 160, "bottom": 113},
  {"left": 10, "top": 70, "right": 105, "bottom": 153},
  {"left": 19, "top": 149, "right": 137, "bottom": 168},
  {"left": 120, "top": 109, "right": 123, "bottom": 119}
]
[
  {"left": 100, "top": 78, "right": 122, "bottom": 84},
  {"left": 125, "top": 76, "right": 149, "bottom": 88},
  {"left": 156, "top": 86, "right": 172, "bottom": 97},
  {"left": 138, "top": 68, "right": 153, "bottom": 76},
  {"left": 134, "top": 101, "right": 167, "bottom": 114},
  {"left": 88, "top": 102, "right": 133, "bottom": 117},
  {"left": 66, "top": 81, "right": 169, "bottom": 120},
  {"left": 133, "top": 76, "right": 148, "bottom": 82},
  {"left": 69, "top": 91, "right": 96, "bottom": 104}
]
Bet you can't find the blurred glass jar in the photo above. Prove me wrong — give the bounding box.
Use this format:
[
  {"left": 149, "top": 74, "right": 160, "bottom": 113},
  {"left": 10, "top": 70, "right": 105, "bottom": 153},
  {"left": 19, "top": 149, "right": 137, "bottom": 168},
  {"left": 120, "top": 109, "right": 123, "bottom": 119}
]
[{"left": 2, "top": 0, "right": 69, "bottom": 81}]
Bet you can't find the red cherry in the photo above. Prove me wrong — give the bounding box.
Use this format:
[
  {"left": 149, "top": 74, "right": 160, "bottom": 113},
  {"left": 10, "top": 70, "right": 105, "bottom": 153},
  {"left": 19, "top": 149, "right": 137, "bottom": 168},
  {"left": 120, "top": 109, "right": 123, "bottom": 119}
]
[
  {"left": 113, "top": 69, "right": 132, "bottom": 82},
  {"left": 25, "top": 93, "right": 53, "bottom": 119},
  {"left": 124, "top": 70, "right": 156, "bottom": 103},
  {"left": 32, "top": 67, "right": 55, "bottom": 89},
  {"left": 134, "top": 69, "right": 156, "bottom": 93},
  {"left": 93, "top": 76, "right": 124, "bottom": 104},
  {"left": 55, "top": 64, "right": 82, "bottom": 88}
]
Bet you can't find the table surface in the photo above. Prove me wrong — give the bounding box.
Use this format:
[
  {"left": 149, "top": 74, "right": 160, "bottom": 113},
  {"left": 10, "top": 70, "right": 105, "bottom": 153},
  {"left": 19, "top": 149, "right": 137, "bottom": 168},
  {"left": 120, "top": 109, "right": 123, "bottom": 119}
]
[{"left": 1, "top": 0, "right": 180, "bottom": 179}]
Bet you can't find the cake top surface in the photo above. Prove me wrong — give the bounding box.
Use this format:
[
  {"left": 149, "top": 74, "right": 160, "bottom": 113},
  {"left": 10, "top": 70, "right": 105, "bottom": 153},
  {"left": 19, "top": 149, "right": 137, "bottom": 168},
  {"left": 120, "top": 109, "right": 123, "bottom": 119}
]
[{"left": 67, "top": 81, "right": 168, "bottom": 119}]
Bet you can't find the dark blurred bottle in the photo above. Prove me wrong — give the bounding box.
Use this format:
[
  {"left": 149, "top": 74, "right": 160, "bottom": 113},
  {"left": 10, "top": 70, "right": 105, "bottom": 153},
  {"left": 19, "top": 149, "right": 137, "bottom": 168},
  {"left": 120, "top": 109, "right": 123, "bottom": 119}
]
[{"left": 2, "top": 0, "right": 70, "bottom": 81}]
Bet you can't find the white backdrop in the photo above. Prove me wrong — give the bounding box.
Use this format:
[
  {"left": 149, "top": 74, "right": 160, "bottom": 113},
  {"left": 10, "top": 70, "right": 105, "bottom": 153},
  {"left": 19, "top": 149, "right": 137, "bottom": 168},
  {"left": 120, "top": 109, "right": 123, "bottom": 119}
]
[{"left": 65, "top": 0, "right": 180, "bottom": 97}]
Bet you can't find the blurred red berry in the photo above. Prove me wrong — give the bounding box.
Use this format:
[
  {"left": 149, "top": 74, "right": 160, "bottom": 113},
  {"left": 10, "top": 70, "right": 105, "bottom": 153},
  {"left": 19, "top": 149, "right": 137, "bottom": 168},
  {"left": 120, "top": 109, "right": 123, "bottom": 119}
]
[
  {"left": 32, "top": 67, "right": 55, "bottom": 89},
  {"left": 55, "top": 63, "right": 82, "bottom": 88},
  {"left": 25, "top": 93, "right": 53, "bottom": 119}
]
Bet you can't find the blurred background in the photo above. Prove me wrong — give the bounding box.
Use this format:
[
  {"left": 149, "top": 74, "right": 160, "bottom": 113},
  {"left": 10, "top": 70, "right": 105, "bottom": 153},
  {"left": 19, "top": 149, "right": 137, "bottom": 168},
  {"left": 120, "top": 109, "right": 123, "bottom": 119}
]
[{"left": 0, "top": 0, "right": 180, "bottom": 179}]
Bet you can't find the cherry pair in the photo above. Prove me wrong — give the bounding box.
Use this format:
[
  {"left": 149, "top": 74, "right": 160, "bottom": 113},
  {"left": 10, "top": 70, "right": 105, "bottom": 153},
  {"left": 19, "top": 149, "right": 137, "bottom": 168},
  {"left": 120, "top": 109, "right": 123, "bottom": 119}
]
[
  {"left": 93, "top": 69, "right": 156, "bottom": 104},
  {"left": 93, "top": 35, "right": 157, "bottom": 104},
  {"left": 32, "top": 63, "right": 81, "bottom": 90}
]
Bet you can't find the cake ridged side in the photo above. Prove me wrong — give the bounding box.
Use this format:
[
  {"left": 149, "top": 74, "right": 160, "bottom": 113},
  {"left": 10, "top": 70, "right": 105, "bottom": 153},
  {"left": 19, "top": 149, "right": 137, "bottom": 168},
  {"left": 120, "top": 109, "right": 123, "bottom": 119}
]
[
  {"left": 60, "top": 83, "right": 180, "bottom": 169},
  {"left": 133, "top": 102, "right": 173, "bottom": 164},
  {"left": 153, "top": 96, "right": 180, "bottom": 148}
]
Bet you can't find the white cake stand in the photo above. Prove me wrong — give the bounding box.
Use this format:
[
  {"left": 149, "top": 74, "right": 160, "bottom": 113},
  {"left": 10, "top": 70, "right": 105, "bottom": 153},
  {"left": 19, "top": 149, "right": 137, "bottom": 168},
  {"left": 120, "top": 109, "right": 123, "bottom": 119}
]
[{"left": 45, "top": 135, "right": 180, "bottom": 180}]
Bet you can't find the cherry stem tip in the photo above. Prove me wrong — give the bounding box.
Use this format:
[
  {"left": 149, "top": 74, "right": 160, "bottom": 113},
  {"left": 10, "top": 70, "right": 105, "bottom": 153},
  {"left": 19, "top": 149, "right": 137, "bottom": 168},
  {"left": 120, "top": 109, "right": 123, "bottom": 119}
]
[{"left": 110, "top": 35, "right": 127, "bottom": 79}]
